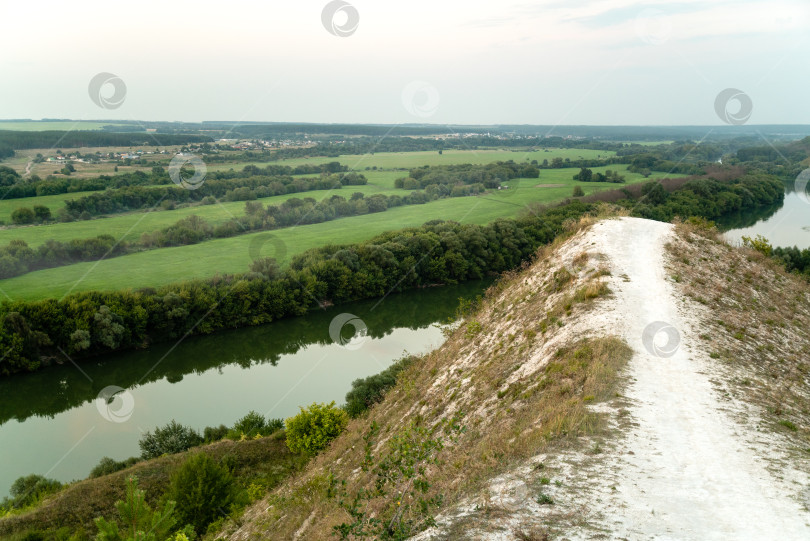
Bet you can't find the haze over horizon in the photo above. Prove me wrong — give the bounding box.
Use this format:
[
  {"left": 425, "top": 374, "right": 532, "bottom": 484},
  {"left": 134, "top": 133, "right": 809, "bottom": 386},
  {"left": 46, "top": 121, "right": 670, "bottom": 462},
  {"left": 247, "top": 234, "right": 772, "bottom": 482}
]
[{"left": 2, "top": 0, "right": 808, "bottom": 126}]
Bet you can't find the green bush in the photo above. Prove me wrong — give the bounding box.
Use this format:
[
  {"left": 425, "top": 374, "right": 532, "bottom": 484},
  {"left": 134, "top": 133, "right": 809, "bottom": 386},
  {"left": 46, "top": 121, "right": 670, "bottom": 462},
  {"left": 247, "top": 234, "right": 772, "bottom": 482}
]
[
  {"left": 203, "top": 424, "right": 229, "bottom": 443},
  {"left": 226, "top": 411, "right": 264, "bottom": 439},
  {"left": 344, "top": 356, "right": 414, "bottom": 417},
  {"left": 32, "top": 205, "right": 51, "bottom": 222},
  {"left": 225, "top": 411, "right": 283, "bottom": 440},
  {"left": 165, "top": 453, "right": 237, "bottom": 535},
  {"left": 4, "top": 474, "right": 62, "bottom": 509},
  {"left": 285, "top": 402, "right": 349, "bottom": 455},
  {"left": 89, "top": 456, "right": 140, "bottom": 479},
  {"left": 10, "top": 207, "right": 35, "bottom": 225},
  {"left": 138, "top": 421, "right": 203, "bottom": 459}
]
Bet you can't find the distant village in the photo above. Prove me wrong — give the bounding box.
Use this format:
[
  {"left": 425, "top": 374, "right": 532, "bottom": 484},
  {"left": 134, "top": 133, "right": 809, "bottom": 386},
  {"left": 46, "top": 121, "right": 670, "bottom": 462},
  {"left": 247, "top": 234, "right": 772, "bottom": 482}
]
[{"left": 41, "top": 137, "right": 311, "bottom": 164}]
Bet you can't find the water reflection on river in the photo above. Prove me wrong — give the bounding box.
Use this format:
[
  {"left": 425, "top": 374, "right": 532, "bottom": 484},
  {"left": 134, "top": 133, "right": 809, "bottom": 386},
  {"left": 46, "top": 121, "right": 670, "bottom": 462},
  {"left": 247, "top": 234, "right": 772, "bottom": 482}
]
[
  {"left": 0, "top": 281, "right": 489, "bottom": 497},
  {"left": 719, "top": 185, "right": 810, "bottom": 249}
]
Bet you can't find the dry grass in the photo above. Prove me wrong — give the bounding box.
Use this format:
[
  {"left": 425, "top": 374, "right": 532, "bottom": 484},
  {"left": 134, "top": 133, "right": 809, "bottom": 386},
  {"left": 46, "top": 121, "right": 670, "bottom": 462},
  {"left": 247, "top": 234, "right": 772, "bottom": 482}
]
[
  {"left": 666, "top": 221, "right": 810, "bottom": 455},
  {"left": 223, "top": 217, "right": 632, "bottom": 540}
]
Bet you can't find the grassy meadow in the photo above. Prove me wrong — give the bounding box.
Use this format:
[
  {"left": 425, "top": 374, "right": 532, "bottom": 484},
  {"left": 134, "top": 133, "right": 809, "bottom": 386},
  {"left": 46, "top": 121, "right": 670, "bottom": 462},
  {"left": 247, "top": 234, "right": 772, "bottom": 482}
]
[
  {"left": 208, "top": 147, "right": 615, "bottom": 172},
  {"left": 0, "top": 153, "right": 682, "bottom": 301}
]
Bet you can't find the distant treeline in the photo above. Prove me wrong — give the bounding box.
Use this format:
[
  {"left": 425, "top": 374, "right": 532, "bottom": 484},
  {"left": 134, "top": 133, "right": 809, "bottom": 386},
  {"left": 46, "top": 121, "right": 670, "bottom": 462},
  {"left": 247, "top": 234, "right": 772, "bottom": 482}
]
[
  {"left": 572, "top": 168, "right": 625, "bottom": 183},
  {"left": 0, "top": 170, "right": 788, "bottom": 377},
  {"left": 735, "top": 137, "right": 810, "bottom": 165},
  {"left": 626, "top": 154, "right": 706, "bottom": 177},
  {"left": 0, "top": 130, "right": 212, "bottom": 158},
  {"left": 615, "top": 141, "right": 729, "bottom": 162},
  {"left": 0, "top": 167, "right": 158, "bottom": 200},
  {"left": 59, "top": 171, "right": 366, "bottom": 219},
  {"left": 628, "top": 173, "right": 784, "bottom": 222},
  {"left": 0, "top": 162, "right": 348, "bottom": 202},
  {"left": 771, "top": 246, "right": 810, "bottom": 277},
  {"left": 396, "top": 161, "right": 539, "bottom": 189}
]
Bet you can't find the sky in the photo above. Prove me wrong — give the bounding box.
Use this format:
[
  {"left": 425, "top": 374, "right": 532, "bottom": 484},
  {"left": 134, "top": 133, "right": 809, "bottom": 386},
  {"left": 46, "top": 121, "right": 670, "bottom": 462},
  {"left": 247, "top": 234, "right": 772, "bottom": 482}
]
[{"left": 0, "top": 0, "right": 808, "bottom": 126}]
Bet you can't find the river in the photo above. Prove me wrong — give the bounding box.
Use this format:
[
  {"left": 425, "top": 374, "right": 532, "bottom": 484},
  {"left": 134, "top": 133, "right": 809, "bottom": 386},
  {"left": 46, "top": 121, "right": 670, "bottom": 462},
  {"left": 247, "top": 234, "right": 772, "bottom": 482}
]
[
  {"left": 0, "top": 281, "right": 489, "bottom": 498},
  {"left": 719, "top": 182, "right": 810, "bottom": 249}
]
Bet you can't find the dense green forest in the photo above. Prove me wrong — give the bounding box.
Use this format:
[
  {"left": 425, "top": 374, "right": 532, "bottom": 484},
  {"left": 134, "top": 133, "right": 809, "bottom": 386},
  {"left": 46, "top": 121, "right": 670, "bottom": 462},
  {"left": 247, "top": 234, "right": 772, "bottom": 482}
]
[{"left": 0, "top": 131, "right": 212, "bottom": 158}]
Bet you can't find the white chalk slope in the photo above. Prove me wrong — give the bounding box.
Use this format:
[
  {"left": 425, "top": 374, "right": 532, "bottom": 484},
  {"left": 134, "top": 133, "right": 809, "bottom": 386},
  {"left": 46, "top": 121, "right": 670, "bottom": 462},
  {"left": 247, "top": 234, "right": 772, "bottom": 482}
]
[{"left": 573, "top": 217, "right": 809, "bottom": 539}]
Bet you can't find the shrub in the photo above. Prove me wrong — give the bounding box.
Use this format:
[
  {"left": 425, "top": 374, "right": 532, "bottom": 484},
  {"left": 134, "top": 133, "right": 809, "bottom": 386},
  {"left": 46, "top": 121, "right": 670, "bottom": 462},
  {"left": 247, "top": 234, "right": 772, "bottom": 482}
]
[
  {"left": 572, "top": 185, "right": 585, "bottom": 197},
  {"left": 139, "top": 420, "right": 203, "bottom": 459},
  {"left": 165, "top": 453, "right": 237, "bottom": 535},
  {"left": 32, "top": 205, "right": 52, "bottom": 222},
  {"left": 742, "top": 234, "right": 773, "bottom": 257},
  {"left": 11, "top": 207, "right": 35, "bottom": 224},
  {"left": 249, "top": 257, "right": 280, "bottom": 280},
  {"left": 5, "top": 474, "right": 62, "bottom": 509},
  {"left": 89, "top": 456, "right": 140, "bottom": 478},
  {"left": 285, "top": 401, "right": 349, "bottom": 455},
  {"left": 344, "top": 356, "right": 414, "bottom": 417},
  {"left": 203, "top": 424, "right": 229, "bottom": 443},
  {"left": 226, "top": 411, "right": 283, "bottom": 440},
  {"left": 227, "top": 410, "right": 265, "bottom": 439}
]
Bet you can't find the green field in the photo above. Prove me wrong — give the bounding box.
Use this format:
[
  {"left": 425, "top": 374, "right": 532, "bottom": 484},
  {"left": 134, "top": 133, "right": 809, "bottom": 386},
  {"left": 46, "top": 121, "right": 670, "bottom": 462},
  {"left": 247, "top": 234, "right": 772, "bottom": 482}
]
[
  {"left": 0, "top": 183, "right": 393, "bottom": 248},
  {"left": 0, "top": 191, "right": 103, "bottom": 223},
  {"left": 209, "top": 148, "right": 616, "bottom": 172},
  {"left": 0, "top": 163, "right": 680, "bottom": 301}
]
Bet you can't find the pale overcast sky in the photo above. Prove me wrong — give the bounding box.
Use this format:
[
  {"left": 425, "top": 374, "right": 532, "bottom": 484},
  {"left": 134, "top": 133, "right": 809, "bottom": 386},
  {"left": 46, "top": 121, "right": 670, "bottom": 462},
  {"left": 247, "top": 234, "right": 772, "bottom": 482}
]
[{"left": 1, "top": 0, "right": 808, "bottom": 125}]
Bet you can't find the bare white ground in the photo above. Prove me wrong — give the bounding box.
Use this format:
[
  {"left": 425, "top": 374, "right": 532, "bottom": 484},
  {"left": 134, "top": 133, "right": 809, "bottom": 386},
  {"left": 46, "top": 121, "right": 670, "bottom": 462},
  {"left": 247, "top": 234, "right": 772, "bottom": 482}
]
[{"left": 415, "top": 217, "right": 810, "bottom": 540}]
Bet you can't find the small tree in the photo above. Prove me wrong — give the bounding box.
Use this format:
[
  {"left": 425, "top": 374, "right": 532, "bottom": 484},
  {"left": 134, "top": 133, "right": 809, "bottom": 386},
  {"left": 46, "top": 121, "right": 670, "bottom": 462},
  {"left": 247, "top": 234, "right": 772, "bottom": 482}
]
[
  {"left": 244, "top": 201, "right": 264, "bottom": 216},
  {"left": 32, "top": 205, "right": 52, "bottom": 222},
  {"left": 227, "top": 410, "right": 265, "bottom": 439},
  {"left": 285, "top": 402, "right": 349, "bottom": 455},
  {"left": 248, "top": 257, "right": 280, "bottom": 280},
  {"left": 7, "top": 474, "right": 62, "bottom": 509},
  {"left": 139, "top": 421, "right": 203, "bottom": 459},
  {"left": 165, "top": 453, "right": 237, "bottom": 535},
  {"left": 94, "top": 476, "right": 187, "bottom": 541},
  {"left": 572, "top": 186, "right": 585, "bottom": 198}
]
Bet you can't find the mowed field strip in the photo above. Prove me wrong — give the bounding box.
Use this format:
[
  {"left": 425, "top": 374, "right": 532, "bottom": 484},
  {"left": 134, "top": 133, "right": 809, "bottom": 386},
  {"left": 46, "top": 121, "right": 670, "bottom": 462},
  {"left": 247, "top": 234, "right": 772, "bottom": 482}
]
[{"left": 0, "top": 160, "right": 682, "bottom": 301}]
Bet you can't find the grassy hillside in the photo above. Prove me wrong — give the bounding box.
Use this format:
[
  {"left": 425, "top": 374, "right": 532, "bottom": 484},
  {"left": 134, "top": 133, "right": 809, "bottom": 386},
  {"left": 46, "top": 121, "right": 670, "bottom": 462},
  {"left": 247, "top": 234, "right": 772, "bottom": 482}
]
[
  {"left": 214, "top": 216, "right": 634, "bottom": 539},
  {"left": 0, "top": 436, "right": 307, "bottom": 538}
]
